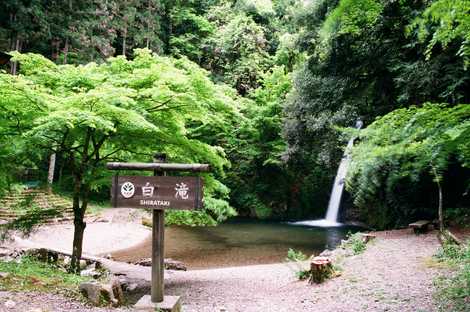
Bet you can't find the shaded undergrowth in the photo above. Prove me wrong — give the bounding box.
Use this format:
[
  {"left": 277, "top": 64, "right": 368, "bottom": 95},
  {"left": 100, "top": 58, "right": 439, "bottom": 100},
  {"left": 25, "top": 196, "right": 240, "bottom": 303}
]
[{"left": 433, "top": 241, "right": 470, "bottom": 312}]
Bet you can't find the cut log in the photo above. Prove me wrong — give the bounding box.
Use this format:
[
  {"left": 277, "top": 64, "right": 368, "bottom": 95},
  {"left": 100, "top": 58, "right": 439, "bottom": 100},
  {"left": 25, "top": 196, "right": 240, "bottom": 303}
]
[
  {"left": 442, "top": 229, "right": 462, "bottom": 245},
  {"left": 361, "top": 233, "right": 376, "bottom": 243},
  {"left": 309, "top": 256, "right": 333, "bottom": 284}
]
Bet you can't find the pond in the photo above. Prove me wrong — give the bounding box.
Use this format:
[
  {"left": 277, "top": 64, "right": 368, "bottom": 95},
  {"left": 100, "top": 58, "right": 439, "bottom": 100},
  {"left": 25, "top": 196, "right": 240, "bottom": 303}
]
[{"left": 110, "top": 219, "right": 360, "bottom": 269}]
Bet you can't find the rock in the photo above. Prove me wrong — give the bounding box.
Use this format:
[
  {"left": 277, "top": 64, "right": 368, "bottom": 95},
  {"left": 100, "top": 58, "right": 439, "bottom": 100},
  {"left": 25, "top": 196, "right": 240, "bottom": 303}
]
[
  {"left": 80, "top": 267, "right": 102, "bottom": 279},
  {"left": 62, "top": 256, "right": 71, "bottom": 266},
  {"left": 80, "top": 279, "right": 125, "bottom": 307},
  {"left": 117, "top": 276, "right": 151, "bottom": 305},
  {"left": 0, "top": 247, "right": 10, "bottom": 258},
  {"left": 165, "top": 258, "right": 187, "bottom": 271},
  {"left": 0, "top": 272, "right": 10, "bottom": 279},
  {"left": 4, "top": 300, "right": 16, "bottom": 308},
  {"left": 319, "top": 249, "right": 333, "bottom": 257},
  {"left": 101, "top": 284, "right": 119, "bottom": 307},
  {"left": 133, "top": 258, "right": 187, "bottom": 271},
  {"left": 134, "top": 258, "right": 151, "bottom": 266},
  {"left": 79, "top": 259, "right": 87, "bottom": 270},
  {"left": 79, "top": 281, "right": 109, "bottom": 306},
  {"left": 111, "top": 278, "right": 125, "bottom": 306},
  {"left": 104, "top": 254, "right": 113, "bottom": 260},
  {"left": 27, "top": 308, "right": 43, "bottom": 312}
]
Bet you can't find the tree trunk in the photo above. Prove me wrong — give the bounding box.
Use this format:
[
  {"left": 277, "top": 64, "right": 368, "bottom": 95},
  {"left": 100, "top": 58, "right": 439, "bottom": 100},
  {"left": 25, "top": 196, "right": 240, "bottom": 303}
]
[
  {"left": 71, "top": 208, "right": 86, "bottom": 273},
  {"left": 432, "top": 166, "right": 444, "bottom": 232},
  {"left": 146, "top": 0, "right": 151, "bottom": 48},
  {"left": 122, "top": 27, "right": 127, "bottom": 56},
  {"left": 70, "top": 176, "right": 86, "bottom": 273},
  {"left": 47, "top": 153, "right": 56, "bottom": 194},
  {"left": 63, "top": 38, "right": 69, "bottom": 64},
  {"left": 438, "top": 179, "right": 443, "bottom": 233}
]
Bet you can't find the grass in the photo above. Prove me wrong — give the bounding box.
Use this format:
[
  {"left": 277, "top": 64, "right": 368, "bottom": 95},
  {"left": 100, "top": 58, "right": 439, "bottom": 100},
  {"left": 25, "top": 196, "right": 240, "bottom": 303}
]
[
  {"left": 433, "top": 241, "right": 470, "bottom": 312},
  {"left": 0, "top": 256, "right": 91, "bottom": 297}
]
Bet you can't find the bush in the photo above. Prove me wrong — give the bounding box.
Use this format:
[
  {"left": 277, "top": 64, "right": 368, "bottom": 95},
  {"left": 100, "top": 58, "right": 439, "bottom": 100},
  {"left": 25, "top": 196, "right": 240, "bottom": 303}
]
[
  {"left": 341, "top": 232, "right": 366, "bottom": 255},
  {"left": 285, "top": 248, "right": 310, "bottom": 280}
]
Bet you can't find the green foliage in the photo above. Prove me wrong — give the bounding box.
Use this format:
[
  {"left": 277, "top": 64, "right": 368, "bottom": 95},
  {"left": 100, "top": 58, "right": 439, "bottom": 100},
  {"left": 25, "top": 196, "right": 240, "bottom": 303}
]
[
  {"left": 434, "top": 242, "right": 470, "bottom": 312},
  {"left": 0, "top": 256, "right": 90, "bottom": 294},
  {"left": 236, "top": 0, "right": 275, "bottom": 19},
  {"left": 286, "top": 248, "right": 307, "bottom": 261},
  {"left": 410, "top": 0, "right": 470, "bottom": 68},
  {"left": 1, "top": 50, "right": 244, "bottom": 227},
  {"left": 284, "top": 0, "right": 470, "bottom": 223},
  {"left": 285, "top": 248, "right": 310, "bottom": 280},
  {"left": 340, "top": 232, "right": 366, "bottom": 255},
  {"left": 225, "top": 66, "right": 294, "bottom": 218},
  {"left": 444, "top": 208, "right": 470, "bottom": 227},
  {"left": 346, "top": 104, "right": 470, "bottom": 228},
  {"left": 318, "top": 0, "right": 383, "bottom": 59},
  {"left": 205, "top": 12, "right": 272, "bottom": 94}
]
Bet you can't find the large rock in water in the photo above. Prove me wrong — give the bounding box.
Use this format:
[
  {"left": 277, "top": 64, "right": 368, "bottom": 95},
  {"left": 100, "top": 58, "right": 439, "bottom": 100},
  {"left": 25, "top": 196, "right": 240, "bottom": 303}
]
[{"left": 133, "top": 258, "right": 187, "bottom": 271}]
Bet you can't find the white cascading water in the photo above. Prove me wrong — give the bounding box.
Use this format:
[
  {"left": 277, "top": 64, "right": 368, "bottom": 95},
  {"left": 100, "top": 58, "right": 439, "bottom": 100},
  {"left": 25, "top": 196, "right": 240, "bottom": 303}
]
[{"left": 292, "top": 120, "right": 363, "bottom": 227}]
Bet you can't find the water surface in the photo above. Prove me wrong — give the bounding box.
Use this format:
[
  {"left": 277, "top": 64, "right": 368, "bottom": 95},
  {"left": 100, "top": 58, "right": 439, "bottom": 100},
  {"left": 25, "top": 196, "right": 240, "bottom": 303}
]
[{"left": 111, "top": 219, "right": 359, "bottom": 269}]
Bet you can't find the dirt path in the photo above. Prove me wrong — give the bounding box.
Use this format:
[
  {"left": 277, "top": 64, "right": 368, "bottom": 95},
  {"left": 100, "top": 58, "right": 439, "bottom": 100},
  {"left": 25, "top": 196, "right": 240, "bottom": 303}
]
[{"left": 99, "top": 229, "right": 442, "bottom": 311}]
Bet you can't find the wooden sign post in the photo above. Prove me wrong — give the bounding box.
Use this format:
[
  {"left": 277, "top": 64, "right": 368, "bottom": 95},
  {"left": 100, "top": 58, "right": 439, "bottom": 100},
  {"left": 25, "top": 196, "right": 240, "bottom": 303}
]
[{"left": 107, "top": 160, "right": 209, "bottom": 311}]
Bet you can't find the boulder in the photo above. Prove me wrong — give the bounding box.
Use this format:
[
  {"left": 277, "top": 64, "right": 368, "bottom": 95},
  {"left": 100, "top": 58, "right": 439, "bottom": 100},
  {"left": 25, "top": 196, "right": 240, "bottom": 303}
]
[
  {"left": 79, "top": 281, "right": 112, "bottom": 306},
  {"left": 117, "top": 276, "right": 151, "bottom": 305},
  {"left": 79, "top": 279, "right": 125, "bottom": 307},
  {"left": 111, "top": 277, "right": 125, "bottom": 306}
]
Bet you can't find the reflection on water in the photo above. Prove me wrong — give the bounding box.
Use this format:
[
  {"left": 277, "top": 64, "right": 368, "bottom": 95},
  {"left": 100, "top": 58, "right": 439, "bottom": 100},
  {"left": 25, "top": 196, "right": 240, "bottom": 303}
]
[{"left": 110, "top": 219, "right": 359, "bottom": 270}]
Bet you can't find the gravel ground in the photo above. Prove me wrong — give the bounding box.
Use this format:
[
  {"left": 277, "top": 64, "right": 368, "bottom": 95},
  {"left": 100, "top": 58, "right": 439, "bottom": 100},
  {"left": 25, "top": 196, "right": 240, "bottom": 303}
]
[
  {"left": 163, "top": 229, "right": 442, "bottom": 312},
  {"left": 0, "top": 291, "right": 131, "bottom": 312},
  {"left": 3, "top": 208, "right": 445, "bottom": 312}
]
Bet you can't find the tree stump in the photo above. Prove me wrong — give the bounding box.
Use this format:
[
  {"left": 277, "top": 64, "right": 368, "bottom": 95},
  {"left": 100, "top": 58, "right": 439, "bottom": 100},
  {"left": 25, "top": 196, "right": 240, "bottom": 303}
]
[{"left": 309, "top": 256, "right": 333, "bottom": 284}]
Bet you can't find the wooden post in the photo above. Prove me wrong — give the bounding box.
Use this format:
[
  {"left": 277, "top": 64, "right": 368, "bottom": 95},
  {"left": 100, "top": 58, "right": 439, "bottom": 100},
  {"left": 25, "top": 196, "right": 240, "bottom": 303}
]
[
  {"left": 107, "top": 158, "right": 208, "bottom": 311},
  {"left": 152, "top": 209, "right": 164, "bottom": 302},
  {"left": 152, "top": 153, "right": 166, "bottom": 303}
]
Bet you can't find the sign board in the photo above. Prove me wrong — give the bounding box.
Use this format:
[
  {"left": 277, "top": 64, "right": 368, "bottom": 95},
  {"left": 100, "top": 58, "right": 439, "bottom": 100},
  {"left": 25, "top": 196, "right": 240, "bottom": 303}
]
[{"left": 111, "top": 176, "right": 203, "bottom": 210}]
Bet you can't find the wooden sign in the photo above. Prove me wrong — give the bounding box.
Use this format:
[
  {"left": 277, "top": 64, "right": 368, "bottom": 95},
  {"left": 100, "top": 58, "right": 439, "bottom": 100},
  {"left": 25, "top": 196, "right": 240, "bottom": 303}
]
[{"left": 111, "top": 176, "right": 203, "bottom": 210}]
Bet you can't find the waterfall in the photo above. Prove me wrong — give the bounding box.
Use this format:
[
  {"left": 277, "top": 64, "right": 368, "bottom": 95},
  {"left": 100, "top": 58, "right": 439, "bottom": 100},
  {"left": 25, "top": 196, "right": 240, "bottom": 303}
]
[{"left": 291, "top": 120, "right": 363, "bottom": 227}]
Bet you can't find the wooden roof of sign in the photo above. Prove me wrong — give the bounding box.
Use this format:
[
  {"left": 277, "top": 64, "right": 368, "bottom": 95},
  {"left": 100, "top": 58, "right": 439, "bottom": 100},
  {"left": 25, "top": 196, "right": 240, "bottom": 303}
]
[{"left": 106, "top": 162, "right": 210, "bottom": 172}]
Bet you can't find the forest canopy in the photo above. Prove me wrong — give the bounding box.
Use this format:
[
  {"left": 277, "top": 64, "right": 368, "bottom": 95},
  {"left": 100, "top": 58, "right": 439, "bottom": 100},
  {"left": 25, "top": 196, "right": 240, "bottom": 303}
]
[{"left": 0, "top": 0, "right": 469, "bottom": 230}]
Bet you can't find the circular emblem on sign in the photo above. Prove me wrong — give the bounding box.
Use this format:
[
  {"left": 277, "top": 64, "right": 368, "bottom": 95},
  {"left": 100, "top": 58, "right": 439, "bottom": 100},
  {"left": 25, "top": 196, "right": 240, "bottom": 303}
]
[{"left": 121, "top": 182, "right": 135, "bottom": 198}]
